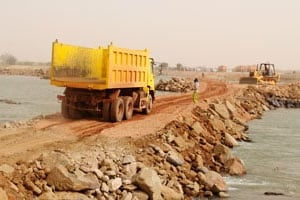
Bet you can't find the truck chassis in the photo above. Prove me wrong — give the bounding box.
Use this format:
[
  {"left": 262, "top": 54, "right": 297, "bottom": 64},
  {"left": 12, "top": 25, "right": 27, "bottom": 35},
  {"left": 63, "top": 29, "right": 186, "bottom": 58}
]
[{"left": 60, "top": 87, "right": 154, "bottom": 122}]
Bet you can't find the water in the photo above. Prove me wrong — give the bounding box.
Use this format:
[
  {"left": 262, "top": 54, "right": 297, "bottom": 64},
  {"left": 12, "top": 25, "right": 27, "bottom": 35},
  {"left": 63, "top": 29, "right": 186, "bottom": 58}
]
[
  {"left": 227, "top": 109, "right": 300, "bottom": 199},
  {"left": 0, "top": 75, "right": 63, "bottom": 123}
]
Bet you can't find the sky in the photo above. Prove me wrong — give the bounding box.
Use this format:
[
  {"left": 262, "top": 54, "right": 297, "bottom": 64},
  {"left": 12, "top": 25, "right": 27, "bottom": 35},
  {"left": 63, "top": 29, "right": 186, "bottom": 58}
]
[{"left": 0, "top": 0, "right": 299, "bottom": 69}]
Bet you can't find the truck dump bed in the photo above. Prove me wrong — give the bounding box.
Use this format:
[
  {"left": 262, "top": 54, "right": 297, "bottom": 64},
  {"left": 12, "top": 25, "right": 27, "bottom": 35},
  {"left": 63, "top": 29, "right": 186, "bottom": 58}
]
[{"left": 50, "top": 41, "right": 151, "bottom": 90}]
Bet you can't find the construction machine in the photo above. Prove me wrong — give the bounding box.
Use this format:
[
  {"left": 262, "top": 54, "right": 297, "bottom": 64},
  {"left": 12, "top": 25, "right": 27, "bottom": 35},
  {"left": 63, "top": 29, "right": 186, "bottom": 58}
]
[{"left": 239, "top": 63, "right": 280, "bottom": 85}]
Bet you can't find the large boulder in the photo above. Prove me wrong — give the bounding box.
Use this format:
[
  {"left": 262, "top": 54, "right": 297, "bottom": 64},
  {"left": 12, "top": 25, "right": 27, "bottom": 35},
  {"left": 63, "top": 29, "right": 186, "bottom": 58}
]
[
  {"left": 193, "top": 154, "right": 204, "bottom": 168},
  {"left": 123, "top": 162, "right": 138, "bottom": 179},
  {"left": 122, "top": 155, "right": 137, "bottom": 179},
  {"left": 161, "top": 185, "right": 184, "bottom": 200},
  {"left": 204, "top": 171, "right": 228, "bottom": 193},
  {"left": 41, "top": 151, "right": 72, "bottom": 171},
  {"left": 132, "top": 191, "right": 149, "bottom": 200},
  {"left": 224, "top": 132, "right": 239, "bottom": 147},
  {"left": 213, "top": 144, "right": 233, "bottom": 164},
  {"left": 108, "top": 177, "right": 122, "bottom": 192},
  {"left": 166, "top": 151, "right": 184, "bottom": 166},
  {"left": 225, "top": 100, "right": 236, "bottom": 117},
  {"left": 210, "top": 103, "right": 230, "bottom": 119},
  {"left": 132, "top": 167, "right": 162, "bottom": 200},
  {"left": 122, "top": 155, "right": 136, "bottom": 165},
  {"left": 209, "top": 118, "right": 226, "bottom": 132},
  {"left": 173, "top": 135, "right": 189, "bottom": 149},
  {"left": 0, "top": 164, "right": 15, "bottom": 176},
  {"left": 191, "top": 121, "right": 204, "bottom": 134},
  {"left": 225, "top": 157, "right": 246, "bottom": 176},
  {"left": 46, "top": 165, "right": 100, "bottom": 191}
]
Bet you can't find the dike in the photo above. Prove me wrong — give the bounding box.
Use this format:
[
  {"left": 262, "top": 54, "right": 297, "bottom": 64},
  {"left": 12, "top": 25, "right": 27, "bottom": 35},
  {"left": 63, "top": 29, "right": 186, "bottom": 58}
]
[
  {"left": 132, "top": 83, "right": 300, "bottom": 199},
  {"left": 0, "top": 83, "right": 299, "bottom": 199}
]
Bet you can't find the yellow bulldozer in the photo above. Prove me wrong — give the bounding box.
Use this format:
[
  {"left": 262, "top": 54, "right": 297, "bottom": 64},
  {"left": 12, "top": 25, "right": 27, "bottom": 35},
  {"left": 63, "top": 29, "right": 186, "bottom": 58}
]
[{"left": 239, "top": 63, "right": 280, "bottom": 85}]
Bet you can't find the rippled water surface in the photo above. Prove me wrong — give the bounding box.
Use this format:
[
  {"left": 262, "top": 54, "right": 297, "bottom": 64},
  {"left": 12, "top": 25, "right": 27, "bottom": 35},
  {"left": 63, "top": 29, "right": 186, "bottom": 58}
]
[
  {"left": 0, "top": 75, "right": 63, "bottom": 123},
  {"left": 227, "top": 109, "right": 300, "bottom": 199}
]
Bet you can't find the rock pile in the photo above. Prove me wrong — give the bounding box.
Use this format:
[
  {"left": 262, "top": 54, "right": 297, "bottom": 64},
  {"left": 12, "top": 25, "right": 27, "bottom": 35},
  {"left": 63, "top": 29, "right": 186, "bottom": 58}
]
[
  {"left": 134, "top": 102, "right": 249, "bottom": 198},
  {"left": 1, "top": 83, "right": 300, "bottom": 199},
  {"left": 264, "top": 83, "right": 300, "bottom": 108},
  {"left": 155, "top": 77, "right": 194, "bottom": 93},
  {"left": 0, "top": 148, "right": 183, "bottom": 200}
]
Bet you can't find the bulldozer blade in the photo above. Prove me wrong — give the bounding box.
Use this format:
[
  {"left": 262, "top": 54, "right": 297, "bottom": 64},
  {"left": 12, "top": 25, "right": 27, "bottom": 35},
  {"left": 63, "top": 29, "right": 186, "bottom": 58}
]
[{"left": 239, "top": 77, "right": 259, "bottom": 84}]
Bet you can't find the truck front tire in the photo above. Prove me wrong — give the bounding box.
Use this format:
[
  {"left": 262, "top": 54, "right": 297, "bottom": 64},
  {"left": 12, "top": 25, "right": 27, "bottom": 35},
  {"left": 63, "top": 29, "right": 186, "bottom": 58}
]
[{"left": 142, "top": 95, "right": 153, "bottom": 114}]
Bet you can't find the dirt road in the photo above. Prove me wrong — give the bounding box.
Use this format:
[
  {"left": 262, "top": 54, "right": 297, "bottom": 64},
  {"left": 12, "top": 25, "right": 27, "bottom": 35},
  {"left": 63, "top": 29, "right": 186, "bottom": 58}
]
[{"left": 0, "top": 79, "right": 235, "bottom": 165}]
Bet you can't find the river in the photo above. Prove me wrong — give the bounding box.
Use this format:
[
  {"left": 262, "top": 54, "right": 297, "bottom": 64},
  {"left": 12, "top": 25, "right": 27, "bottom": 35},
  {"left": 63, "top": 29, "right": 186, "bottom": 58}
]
[
  {"left": 1, "top": 75, "right": 299, "bottom": 199},
  {"left": 0, "top": 75, "right": 63, "bottom": 123},
  {"left": 226, "top": 109, "right": 300, "bottom": 199}
]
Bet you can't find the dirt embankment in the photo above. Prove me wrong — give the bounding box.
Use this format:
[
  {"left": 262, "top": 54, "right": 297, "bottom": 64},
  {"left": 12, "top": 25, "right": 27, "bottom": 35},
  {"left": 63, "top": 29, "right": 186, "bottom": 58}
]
[{"left": 0, "top": 79, "right": 300, "bottom": 199}]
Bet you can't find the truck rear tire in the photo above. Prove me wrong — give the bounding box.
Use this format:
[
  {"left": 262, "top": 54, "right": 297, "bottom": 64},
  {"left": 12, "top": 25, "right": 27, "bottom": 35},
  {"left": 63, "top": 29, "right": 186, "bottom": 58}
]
[
  {"left": 103, "top": 102, "right": 111, "bottom": 122},
  {"left": 123, "top": 96, "right": 133, "bottom": 120},
  {"left": 110, "top": 98, "right": 124, "bottom": 122},
  {"left": 68, "top": 107, "right": 83, "bottom": 119},
  {"left": 61, "top": 99, "right": 69, "bottom": 118},
  {"left": 142, "top": 95, "right": 153, "bottom": 115},
  {"left": 62, "top": 103, "right": 82, "bottom": 119}
]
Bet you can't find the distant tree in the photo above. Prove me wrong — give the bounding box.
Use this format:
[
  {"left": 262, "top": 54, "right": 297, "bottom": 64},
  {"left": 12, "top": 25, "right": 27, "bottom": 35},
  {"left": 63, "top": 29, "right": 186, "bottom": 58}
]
[
  {"left": 0, "top": 53, "right": 17, "bottom": 65},
  {"left": 160, "top": 62, "right": 168, "bottom": 69},
  {"left": 158, "top": 62, "right": 168, "bottom": 75},
  {"left": 176, "top": 63, "right": 183, "bottom": 71}
]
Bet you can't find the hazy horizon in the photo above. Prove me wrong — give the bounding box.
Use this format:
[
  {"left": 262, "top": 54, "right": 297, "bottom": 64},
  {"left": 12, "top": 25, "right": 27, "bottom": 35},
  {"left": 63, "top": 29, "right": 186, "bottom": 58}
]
[{"left": 1, "top": 0, "right": 300, "bottom": 69}]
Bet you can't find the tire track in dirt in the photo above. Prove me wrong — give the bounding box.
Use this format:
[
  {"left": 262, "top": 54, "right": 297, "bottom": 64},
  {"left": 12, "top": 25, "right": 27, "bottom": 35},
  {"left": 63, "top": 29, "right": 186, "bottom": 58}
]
[
  {"left": 151, "top": 79, "right": 228, "bottom": 114},
  {"left": 99, "top": 79, "right": 233, "bottom": 138},
  {"left": 69, "top": 120, "right": 115, "bottom": 137}
]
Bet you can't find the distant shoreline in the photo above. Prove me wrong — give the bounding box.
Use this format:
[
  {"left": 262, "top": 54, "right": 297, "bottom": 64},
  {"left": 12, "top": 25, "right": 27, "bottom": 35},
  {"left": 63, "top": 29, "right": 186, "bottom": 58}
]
[
  {"left": 0, "top": 65, "right": 49, "bottom": 79},
  {"left": 1, "top": 65, "right": 299, "bottom": 83}
]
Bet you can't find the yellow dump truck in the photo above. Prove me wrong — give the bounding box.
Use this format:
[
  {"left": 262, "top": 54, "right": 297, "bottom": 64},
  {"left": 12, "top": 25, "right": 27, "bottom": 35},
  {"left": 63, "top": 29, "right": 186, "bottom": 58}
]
[{"left": 50, "top": 40, "right": 155, "bottom": 122}]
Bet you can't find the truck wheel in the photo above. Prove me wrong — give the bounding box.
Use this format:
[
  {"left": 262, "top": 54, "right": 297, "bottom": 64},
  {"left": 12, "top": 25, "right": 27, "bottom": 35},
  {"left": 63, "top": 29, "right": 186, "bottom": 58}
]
[
  {"left": 123, "top": 96, "right": 133, "bottom": 120},
  {"left": 102, "top": 102, "right": 111, "bottom": 122},
  {"left": 110, "top": 98, "right": 124, "bottom": 122},
  {"left": 68, "top": 107, "right": 83, "bottom": 119},
  {"left": 61, "top": 99, "right": 70, "bottom": 118},
  {"left": 142, "top": 95, "right": 153, "bottom": 115}
]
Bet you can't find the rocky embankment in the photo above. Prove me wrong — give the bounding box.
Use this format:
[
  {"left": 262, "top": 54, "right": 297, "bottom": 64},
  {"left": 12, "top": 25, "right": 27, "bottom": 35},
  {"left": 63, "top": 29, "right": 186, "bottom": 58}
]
[{"left": 1, "top": 83, "right": 300, "bottom": 199}]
